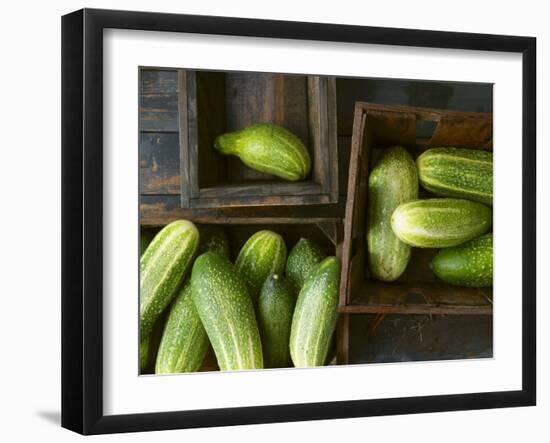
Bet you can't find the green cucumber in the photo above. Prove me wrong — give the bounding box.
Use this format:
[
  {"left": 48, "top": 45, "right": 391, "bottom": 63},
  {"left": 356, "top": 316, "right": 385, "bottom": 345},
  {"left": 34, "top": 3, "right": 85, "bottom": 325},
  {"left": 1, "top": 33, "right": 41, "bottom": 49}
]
[
  {"left": 139, "top": 220, "right": 199, "bottom": 369},
  {"left": 155, "top": 280, "right": 209, "bottom": 374},
  {"left": 391, "top": 198, "right": 492, "bottom": 248},
  {"left": 235, "top": 230, "right": 287, "bottom": 303},
  {"left": 191, "top": 252, "right": 263, "bottom": 370},
  {"left": 367, "top": 146, "right": 418, "bottom": 281},
  {"left": 257, "top": 274, "right": 295, "bottom": 368},
  {"left": 197, "top": 225, "right": 230, "bottom": 259},
  {"left": 290, "top": 257, "right": 341, "bottom": 368},
  {"left": 214, "top": 123, "right": 311, "bottom": 181},
  {"left": 431, "top": 233, "right": 493, "bottom": 287},
  {"left": 285, "top": 238, "right": 327, "bottom": 293},
  {"left": 417, "top": 147, "right": 493, "bottom": 205}
]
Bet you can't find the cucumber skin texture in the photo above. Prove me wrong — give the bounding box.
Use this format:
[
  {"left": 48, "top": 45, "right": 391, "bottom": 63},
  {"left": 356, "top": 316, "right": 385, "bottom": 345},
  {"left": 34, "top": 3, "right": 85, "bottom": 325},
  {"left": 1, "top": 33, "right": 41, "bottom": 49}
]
[
  {"left": 391, "top": 198, "right": 492, "bottom": 248},
  {"left": 197, "top": 225, "right": 230, "bottom": 259},
  {"left": 368, "top": 146, "right": 418, "bottom": 281},
  {"left": 139, "top": 220, "right": 199, "bottom": 368},
  {"left": 235, "top": 230, "right": 287, "bottom": 304},
  {"left": 290, "top": 257, "right": 341, "bottom": 368},
  {"left": 155, "top": 280, "right": 209, "bottom": 374},
  {"left": 258, "top": 275, "right": 296, "bottom": 368},
  {"left": 191, "top": 252, "right": 263, "bottom": 371},
  {"left": 417, "top": 147, "right": 493, "bottom": 206},
  {"left": 214, "top": 123, "right": 311, "bottom": 181},
  {"left": 431, "top": 233, "right": 493, "bottom": 287},
  {"left": 285, "top": 238, "right": 327, "bottom": 293}
]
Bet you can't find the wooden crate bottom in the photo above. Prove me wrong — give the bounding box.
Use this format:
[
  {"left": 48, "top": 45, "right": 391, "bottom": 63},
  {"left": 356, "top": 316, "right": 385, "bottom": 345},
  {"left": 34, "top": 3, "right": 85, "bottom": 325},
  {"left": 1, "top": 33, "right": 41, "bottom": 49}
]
[{"left": 340, "top": 281, "right": 493, "bottom": 315}]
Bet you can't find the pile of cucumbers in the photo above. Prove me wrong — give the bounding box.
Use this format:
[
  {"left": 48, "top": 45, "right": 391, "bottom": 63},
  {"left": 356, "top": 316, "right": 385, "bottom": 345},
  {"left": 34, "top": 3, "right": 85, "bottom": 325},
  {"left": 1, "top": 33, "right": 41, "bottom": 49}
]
[
  {"left": 140, "top": 224, "right": 341, "bottom": 374},
  {"left": 367, "top": 146, "right": 493, "bottom": 287}
]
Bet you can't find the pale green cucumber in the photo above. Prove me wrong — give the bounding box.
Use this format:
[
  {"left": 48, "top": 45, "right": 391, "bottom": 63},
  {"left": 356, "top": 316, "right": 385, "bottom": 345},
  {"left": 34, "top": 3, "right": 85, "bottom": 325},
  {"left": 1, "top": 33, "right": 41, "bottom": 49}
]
[
  {"left": 290, "top": 257, "right": 341, "bottom": 368},
  {"left": 214, "top": 123, "right": 311, "bottom": 181},
  {"left": 155, "top": 280, "right": 209, "bottom": 374},
  {"left": 257, "top": 274, "right": 295, "bottom": 368},
  {"left": 235, "top": 230, "right": 287, "bottom": 304},
  {"left": 391, "top": 198, "right": 492, "bottom": 248},
  {"left": 139, "top": 220, "right": 199, "bottom": 369},
  {"left": 285, "top": 238, "right": 327, "bottom": 292},
  {"left": 367, "top": 146, "right": 418, "bottom": 281},
  {"left": 431, "top": 233, "right": 493, "bottom": 287},
  {"left": 191, "top": 252, "right": 263, "bottom": 370},
  {"left": 417, "top": 147, "right": 493, "bottom": 205}
]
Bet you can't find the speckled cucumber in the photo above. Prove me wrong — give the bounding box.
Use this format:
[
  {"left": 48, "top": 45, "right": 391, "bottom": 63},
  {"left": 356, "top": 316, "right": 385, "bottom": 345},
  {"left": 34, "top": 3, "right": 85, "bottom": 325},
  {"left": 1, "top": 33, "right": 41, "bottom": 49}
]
[
  {"left": 197, "top": 225, "right": 230, "bottom": 259},
  {"left": 191, "top": 252, "right": 263, "bottom": 370},
  {"left": 155, "top": 280, "right": 209, "bottom": 374},
  {"left": 139, "top": 220, "right": 199, "bottom": 369},
  {"left": 257, "top": 274, "right": 295, "bottom": 368},
  {"left": 214, "top": 123, "right": 311, "bottom": 181},
  {"left": 235, "top": 230, "right": 287, "bottom": 304},
  {"left": 290, "top": 257, "right": 341, "bottom": 368},
  {"left": 431, "top": 233, "right": 493, "bottom": 287},
  {"left": 417, "top": 147, "right": 493, "bottom": 205},
  {"left": 154, "top": 229, "right": 228, "bottom": 374},
  {"left": 285, "top": 238, "right": 327, "bottom": 293},
  {"left": 391, "top": 198, "right": 492, "bottom": 248},
  {"left": 367, "top": 146, "right": 418, "bottom": 281}
]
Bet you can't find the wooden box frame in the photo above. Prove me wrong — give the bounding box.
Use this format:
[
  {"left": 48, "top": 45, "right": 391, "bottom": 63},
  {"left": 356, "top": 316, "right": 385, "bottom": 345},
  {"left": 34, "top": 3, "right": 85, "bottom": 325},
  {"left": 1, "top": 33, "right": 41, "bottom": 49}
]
[
  {"left": 339, "top": 102, "right": 494, "bottom": 316},
  {"left": 179, "top": 69, "right": 338, "bottom": 208}
]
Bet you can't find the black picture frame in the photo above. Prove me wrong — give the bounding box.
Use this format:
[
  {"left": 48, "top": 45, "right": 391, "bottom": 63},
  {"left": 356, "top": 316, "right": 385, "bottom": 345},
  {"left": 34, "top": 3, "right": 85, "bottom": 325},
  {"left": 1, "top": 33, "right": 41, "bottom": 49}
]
[{"left": 62, "top": 8, "right": 536, "bottom": 435}]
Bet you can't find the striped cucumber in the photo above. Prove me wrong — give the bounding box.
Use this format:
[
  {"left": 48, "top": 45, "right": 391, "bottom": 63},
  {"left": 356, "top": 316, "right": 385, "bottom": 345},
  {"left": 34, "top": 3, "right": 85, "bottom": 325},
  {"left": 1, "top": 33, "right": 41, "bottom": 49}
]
[
  {"left": 257, "top": 274, "right": 295, "bottom": 368},
  {"left": 214, "top": 123, "right": 311, "bottom": 181},
  {"left": 290, "top": 257, "right": 341, "bottom": 368},
  {"left": 139, "top": 220, "right": 199, "bottom": 369},
  {"left": 285, "top": 238, "right": 327, "bottom": 293},
  {"left": 391, "top": 198, "right": 492, "bottom": 248},
  {"left": 417, "top": 147, "right": 493, "bottom": 205},
  {"left": 155, "top": 280, "right": 209, "bottom": 374},
  {"left": 431, "top": 233, "right": 493, "bottom": 287},
  {"left": 197, "top": 225, "right": 230, "bottom": 259},
  {"left": 235, "top": 230, "right": 287, "bottom": 304},
  {"left": 191, "top": 252, "right": 263, "bottom": 370},
  {"left": 367, "top": 146, "right": 418, "bottom": 281}
]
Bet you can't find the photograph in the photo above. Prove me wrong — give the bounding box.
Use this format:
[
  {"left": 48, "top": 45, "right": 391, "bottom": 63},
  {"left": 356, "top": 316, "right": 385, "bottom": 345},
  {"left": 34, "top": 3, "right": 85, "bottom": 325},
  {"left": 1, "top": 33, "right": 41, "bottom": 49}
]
[{"left": 138, "top": 68, "right": 494, "bottom": 375}]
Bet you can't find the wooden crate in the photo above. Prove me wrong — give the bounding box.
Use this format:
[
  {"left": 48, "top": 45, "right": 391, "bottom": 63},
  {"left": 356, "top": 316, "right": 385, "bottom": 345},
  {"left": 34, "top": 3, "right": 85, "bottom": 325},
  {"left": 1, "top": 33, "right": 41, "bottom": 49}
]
[
  {"left": 339, "top": 102, "right": 493, "bottom": 317},
  {"left": 178, "top": 70, "right": 338, "bottom": 208}
]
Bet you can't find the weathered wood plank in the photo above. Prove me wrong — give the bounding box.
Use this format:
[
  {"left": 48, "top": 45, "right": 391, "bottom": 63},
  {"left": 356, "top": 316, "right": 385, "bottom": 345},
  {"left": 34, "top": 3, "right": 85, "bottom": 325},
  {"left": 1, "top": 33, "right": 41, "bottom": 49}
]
[
  {"left": 139, "top": 69, "right": 179, "bottom": 132},
  {"left": 139, "top": 195, "right": 344, "bottom": 226},
  {"left": 139, "top": 132, "right": 180, "bottom": 195}
]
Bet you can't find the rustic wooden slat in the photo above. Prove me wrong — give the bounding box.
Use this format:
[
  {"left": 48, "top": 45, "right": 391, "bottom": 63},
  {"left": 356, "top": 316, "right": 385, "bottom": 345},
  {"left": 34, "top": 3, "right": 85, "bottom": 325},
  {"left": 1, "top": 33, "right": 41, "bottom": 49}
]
[
  {"left": 139, "top": 133, "right": 180, "bottom": 195},
  {"left": 190, "top": 193, "right": 331, "bottom": 209},
  {"left": 336, "top": 315, "right": 350, "bottom": 365},
  {"left": 338, "top": 102, "right": 494, "bottom": 317},
  {"left": 198, "top": 182, "right": 323, "bottom": 199},
  {"left": 139, "top": 69, "right": 179, "bottom": 132},
  {"left": 178, "top": 70, "right": 191, "bottom": 206},
  {"left": 139, "top": 195, "right": 345, "bottom": 226}
]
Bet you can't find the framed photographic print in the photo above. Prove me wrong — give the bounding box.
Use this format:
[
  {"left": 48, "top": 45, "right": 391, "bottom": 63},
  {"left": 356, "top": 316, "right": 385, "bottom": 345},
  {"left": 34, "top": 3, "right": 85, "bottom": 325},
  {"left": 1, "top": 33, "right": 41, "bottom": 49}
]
[{"left": 61, "top": 8, "right": 536, "bottom": 435}]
